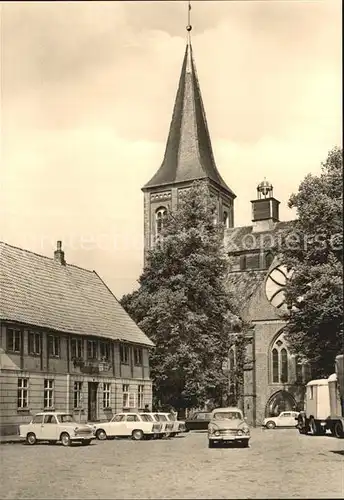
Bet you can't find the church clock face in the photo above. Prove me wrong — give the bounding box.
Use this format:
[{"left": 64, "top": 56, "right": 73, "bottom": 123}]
[{"left": 265, "top": 265, "right": 292, "bottom": 311}]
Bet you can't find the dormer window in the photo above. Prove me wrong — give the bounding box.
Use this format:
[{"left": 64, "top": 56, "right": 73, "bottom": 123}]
[{"left": 155, "top": 207, "right": 167, "bottom": 234}]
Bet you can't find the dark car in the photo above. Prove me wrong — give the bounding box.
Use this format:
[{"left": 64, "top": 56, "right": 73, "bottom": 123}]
[{"left": 185, "top": 411, "right": 212, "bottom": 431}]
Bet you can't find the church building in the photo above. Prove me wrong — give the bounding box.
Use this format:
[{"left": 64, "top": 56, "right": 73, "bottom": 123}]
[{"left": 141, "top": 26, "right": 310, "bottom": 426}]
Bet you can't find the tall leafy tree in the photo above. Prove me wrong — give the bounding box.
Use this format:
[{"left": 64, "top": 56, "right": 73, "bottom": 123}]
[
  {"left": 280, "top": 147, "right": 343, "bottom": 377},
  {"left": 121, "top": 181, "right": 245, "bottom": 411}
]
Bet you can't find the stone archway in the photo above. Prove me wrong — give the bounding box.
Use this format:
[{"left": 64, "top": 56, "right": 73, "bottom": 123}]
[{"left": 265, "top": 390, "right": 297, "bottom": 417}]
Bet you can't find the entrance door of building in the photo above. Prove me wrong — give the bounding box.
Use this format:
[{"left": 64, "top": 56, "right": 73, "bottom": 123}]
[{"left": 88, "top": 382, "right": 98, "bottom": 422}]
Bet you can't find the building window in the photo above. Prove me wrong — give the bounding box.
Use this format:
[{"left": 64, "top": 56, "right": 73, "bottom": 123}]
[
  {"left": 48, "top": 335, "right": 60, "bottom": 357},
  {"left": 138, "top": 385, "right": 144, "bottom": 409},
  {"left": 272, "top": 349, "right": 279, "bottom": 383},
  {"left": 122, "top": 384, "right": 130, "bottom": 408},
  {"left": 246, "top": 253, "right": 261, "bottom": 270},
  {"left": 120, "top": 344, "right": 129, "bottom": 364},
  {"left": 17, "top": 378, "right": 28, "bottom": 409},
  {"left": 100, "top": 341, "right": 110, "bottom": 361},
  {"left": 239, "top": 255, "right": 246, "bottom": 271},
  {"left": 44, "top": 379, "right": 54, "bottom": 409},
  {"left": 270, "top": 333, "right": 291, "bottom": 384},
  {"left": 7, "top": 328, "right": 21, "bottom": 353},
  {"left": 28, "top": 332, "right": 41, "bottom": 355},
  {"left": 223, "top": 211, "right": 229, "bottom": 229},
  {"left": 134, "top": 348, "right": 143, "bottom": 366},
  {"left": 71, "top": 338, "right": 83, "bottom": 359},
  {"left": 155, "top": 207, "right": 167, "bottom": 234},
  {"left": 280, "top": 348, "right": 288, "bottom": 383},
  {"left": 87, "top": 340, "right": 97, "bottom": 359},
  {"left": 265, "top": 251, "right": 274, "bottom": 269},
  {"left": 74, "top": 382, "right": 83, "bottom": 408},
  {"left": 103, "top": 383, "right": 111, "bottom": 409}
]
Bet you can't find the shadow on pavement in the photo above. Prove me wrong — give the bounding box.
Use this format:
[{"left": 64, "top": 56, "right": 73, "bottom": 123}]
[{"left": 330, "top": 450, "right": 344, "bottom": 456}]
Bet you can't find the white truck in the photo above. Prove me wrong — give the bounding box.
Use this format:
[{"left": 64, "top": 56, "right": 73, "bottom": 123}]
[{"left": 297, "top": 354, "right": 344, "bottom": 438}]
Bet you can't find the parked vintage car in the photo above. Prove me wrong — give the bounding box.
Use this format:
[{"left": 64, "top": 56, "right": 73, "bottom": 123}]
[
  {"left": 263, "top": 411, "right": 299, "bottom": 429},
  {"left": 208, "top": 407, "right": 250, "bottom": 448},
  {"left": 158, "top": 412, "right": 187, "bottom": 437},
  {"left": 185, "top": 411, "right": 212, "bottom": 431},
  {"left": 94, "top": 412, "right": 163, "bottom": 441},
  {"left": 19, "top": 412, "right": 96, "bottom": 446},
  {"left": 146, "top": 413, "right": 175, "bottom": 437}
]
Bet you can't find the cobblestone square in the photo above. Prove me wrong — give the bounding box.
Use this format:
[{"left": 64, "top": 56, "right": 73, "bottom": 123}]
[{"left": 0, "top": 429, "right": 343, "bottom": 499}]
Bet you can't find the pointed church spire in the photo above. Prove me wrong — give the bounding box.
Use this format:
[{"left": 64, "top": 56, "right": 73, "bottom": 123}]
[{"left": 143, "top": 3, "right": 235, "bottom": 197}]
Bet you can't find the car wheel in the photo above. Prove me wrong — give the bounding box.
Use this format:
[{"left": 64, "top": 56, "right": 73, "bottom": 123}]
[
  {"left": 169, "top": 432, "right": 176, "bottom": 438},
  {"left": 309, "top": 418, "right": 318, "bottom": 435},
  {"left": 96, "top": 429, "right": 107, "bottom": 441},
  {"left": 81, "top": 439, "right": 92, "bottom": 446},
  {"left": 265, "top": 421, "right": 276, "bottom": 429},
  {"left": 333, "top": 421, "right": 344, "bottom": 438},
  {"left": 60, "top": 432, "right": 71, "bottom": 447},
  {"left": 26, "top": 433, "right": 36, "bottom": 445},
  {"left": 132, "top": 429, "right": 144, "bottom": 441}
]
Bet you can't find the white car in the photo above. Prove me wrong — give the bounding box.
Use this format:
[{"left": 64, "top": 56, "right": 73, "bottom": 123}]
[
  {"left": 208, "top": 407, "right": 251, "bottom": 448},
  {"left": 150, "top": 413, "right": 175, "bottom": 437},
  {"left": 94, "top": 412, "right": 163, "bottom": 441},
  {"left": 158, "top": 412, "right": 187, "bottom": 437},
  {"left": 19, "top": 412, "right": 95, "bottom": 446},
  {"left": 263, "top": 411, "right": 299, "bottom": 429}
]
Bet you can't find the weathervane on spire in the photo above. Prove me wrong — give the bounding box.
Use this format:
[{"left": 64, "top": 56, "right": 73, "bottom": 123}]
[{"left": 186, "top": 1, "right": 192, "bottom": 40}]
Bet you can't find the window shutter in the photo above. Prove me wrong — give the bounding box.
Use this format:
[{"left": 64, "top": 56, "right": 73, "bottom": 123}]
[{"left": 239, "top": 255, "right": 246, "bottom": 270}]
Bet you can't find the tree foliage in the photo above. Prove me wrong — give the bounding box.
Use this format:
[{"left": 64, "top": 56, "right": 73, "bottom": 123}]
[
  {"left": 121, "top": 181, "right": 246, "bottom": 410},
  {"left": 280, "top": 147, "right": 343, "bottom": 376}
]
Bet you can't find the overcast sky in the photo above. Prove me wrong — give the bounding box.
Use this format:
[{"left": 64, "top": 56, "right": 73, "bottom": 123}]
[{"left": 0, "top": 0, "right": 342, "bottom": 298}]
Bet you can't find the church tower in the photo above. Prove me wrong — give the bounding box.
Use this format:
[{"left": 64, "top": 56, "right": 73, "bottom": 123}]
[{"left": 142, "top": 8, "right": 236, "bottom": 262}]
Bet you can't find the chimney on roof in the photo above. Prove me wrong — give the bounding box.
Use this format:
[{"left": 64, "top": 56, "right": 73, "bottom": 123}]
[{"left": 54, "top": 240, "right": 66, "bottom": 265}]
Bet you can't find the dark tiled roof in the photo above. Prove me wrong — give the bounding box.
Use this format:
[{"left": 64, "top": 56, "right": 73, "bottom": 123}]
[
  {"left": 143, "top": 42, "right": 235, "bottom": 198},
  {"left": 226, "top": 270, "right": 266, "bottom": 307},
  {"left": 224, "top": 220, "right": 294, "bottom": 253},
  {"left": 0, "top": 242, "right": 154, "bottom": 347}
]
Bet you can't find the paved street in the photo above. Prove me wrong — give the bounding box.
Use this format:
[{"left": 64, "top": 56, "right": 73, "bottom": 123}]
[{"left": 0, "top": 429, "right": 343, "bottom": 499}]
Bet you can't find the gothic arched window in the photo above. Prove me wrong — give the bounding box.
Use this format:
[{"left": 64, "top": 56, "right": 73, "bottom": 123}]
[
  {"left": 155, "top": 207, "right": 167, "bottom": 235},
  {"left": 272, "top": 348, "right": 279, "bottom": 383},
  {"left": 270, "top": 332, "right": 291, "bottom": 384},
  {"left": 280, "top": 348, "right": 288, "bottom": 383}
]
